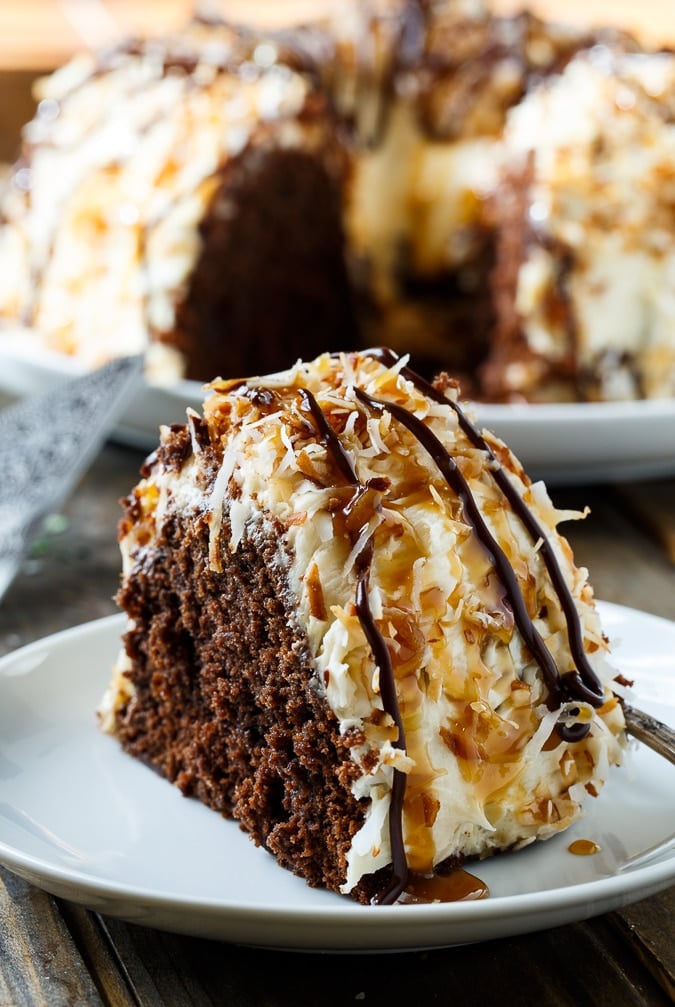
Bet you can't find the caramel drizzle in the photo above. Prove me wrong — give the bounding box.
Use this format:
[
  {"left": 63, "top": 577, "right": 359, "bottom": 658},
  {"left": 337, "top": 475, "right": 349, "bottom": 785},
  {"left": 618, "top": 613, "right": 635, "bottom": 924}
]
[
  {"left": 249, "top": 349, "right": 605, "bottom": 903},
  {"left": 364, "top": 347, "right": 605, "bottom": 715},
  {"left": 354, "top": 385, "right": 567, "bottom": 710},
  {"left": 297, "top": 388, "right": 409, "bottom": 905}
]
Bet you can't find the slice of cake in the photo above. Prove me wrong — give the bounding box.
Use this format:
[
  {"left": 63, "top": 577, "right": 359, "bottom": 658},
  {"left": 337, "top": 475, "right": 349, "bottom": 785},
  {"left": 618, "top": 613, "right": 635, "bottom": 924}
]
[{"left": 100, "top": 349, "right": 625, "bottom": 904}]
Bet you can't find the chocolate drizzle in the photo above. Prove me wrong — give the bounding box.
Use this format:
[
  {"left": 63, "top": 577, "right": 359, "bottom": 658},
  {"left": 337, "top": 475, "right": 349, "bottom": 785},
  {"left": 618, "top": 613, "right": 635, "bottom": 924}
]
[
  {"left": 246, "top": 347, "right": 607, "bottom": 903},
  {"left": 297, "top": 387, "right": 357, "bottom": 484},
  {"left": 354, "top": 384, "right": 567, "bottom": 711},
  {"left": 364, "top": 347, "right": 605, "bottom": 720},
  {"left": 297, "top": 387, "right": 409, "bottom": 905}
]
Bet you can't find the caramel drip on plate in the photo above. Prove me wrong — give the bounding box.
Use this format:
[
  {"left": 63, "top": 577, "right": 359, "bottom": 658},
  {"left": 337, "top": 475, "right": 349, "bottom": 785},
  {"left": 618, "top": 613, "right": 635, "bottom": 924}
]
[
  {"left": 399, "top": 868, "right": 489, "bottom": 905},
  {"left": 568, "top": 838, "right": 601, "bottom": 856}
]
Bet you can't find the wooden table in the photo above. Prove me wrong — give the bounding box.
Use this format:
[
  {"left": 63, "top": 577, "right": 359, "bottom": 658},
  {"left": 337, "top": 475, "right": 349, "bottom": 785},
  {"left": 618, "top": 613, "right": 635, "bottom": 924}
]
[{"left": 0, "top": 440, "right": 673, "bottom": 1006}]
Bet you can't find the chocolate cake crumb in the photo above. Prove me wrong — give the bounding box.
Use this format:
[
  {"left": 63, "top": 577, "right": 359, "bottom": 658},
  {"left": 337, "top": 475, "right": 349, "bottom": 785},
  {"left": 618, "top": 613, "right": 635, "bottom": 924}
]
[{"left": 114, "top": 468, "right": 370, "bottom": 899}]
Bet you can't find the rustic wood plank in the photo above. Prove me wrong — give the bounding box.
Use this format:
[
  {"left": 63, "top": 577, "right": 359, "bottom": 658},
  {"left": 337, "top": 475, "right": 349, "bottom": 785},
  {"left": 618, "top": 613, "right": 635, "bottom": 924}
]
[
  {"left": 0, "top": 70, "right": 37, "bottom": 163},
  {"left": 91, "top": 916, "right": 214, "bottom": 1007},
  {"left": 94, "top": 910, "right": 673, "bottom": 1007},
  {"left": 551, "top": 484, "right": 675, "bottom": 1001},
  {"left": 3, "top": 872, "right": 672, "bottom": 1007},
  {"left": 551, "top": 484, "right": 675, "bottom": 623},
  {"left": 0, "top": 868, "right": 103, "bottom": 1007},
  {"left": 56, "top": 902, "right": 141, "bottom": 1007},
  {"left": 0, "top": 442, "right": 141, "bottom": 658},
  {"left": 614, "top": 481, "right": 675, "bottom": 566},
  {"left": 610, "top": 889, "right": 675, "bottom": 1003}
]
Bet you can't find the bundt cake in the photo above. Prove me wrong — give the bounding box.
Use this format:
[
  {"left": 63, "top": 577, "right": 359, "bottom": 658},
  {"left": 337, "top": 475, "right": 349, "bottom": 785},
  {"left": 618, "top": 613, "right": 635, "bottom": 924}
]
[
  {"left": 2, "top": 1, "right": 674, "bottom": 401},
  {"left": 99, "top": 348, "right": 626, "bottom": 904}
]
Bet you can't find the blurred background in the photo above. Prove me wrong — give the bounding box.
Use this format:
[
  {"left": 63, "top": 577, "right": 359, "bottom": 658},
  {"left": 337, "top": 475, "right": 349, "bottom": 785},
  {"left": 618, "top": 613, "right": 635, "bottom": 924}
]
[{"left": 1, "top": 1, "right": 675, "bottom": 162}]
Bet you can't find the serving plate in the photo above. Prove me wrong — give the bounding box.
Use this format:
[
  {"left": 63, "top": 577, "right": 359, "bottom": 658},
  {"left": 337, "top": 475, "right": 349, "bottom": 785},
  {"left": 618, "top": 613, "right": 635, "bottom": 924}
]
[
  {"left": 0, "top": 341, "right": 204, "bottom": 450},
  {"left": 0, "top": 602, "right": 673, "bottom": 951},
  {"left": 474, "top": 398, "right": 675, "bottom": 486},
  {"left": 1, "top": 341, "right": 675, "bottom": 484}
]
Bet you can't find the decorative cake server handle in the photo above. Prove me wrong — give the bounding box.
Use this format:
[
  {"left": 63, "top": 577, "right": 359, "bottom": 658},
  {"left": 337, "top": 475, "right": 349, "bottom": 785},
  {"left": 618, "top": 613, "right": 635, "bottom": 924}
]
[
  {"left": 0, "top": 355, "right": 144, "bottom": 602},
  {"left": 623, "top": 704, "right": 675, "bottom": 766}
]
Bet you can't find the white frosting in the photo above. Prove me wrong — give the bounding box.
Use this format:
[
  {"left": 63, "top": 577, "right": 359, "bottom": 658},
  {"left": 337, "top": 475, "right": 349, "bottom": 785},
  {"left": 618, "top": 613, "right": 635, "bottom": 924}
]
[
  {"left": 503, "top": 49, "right": 675, "bottom": 399},
  {"left": 105, "top": 352, "right": 625, "bottom": 895},
  {"left": 346, "top": 103, "right": 501, "bottom": 301}
]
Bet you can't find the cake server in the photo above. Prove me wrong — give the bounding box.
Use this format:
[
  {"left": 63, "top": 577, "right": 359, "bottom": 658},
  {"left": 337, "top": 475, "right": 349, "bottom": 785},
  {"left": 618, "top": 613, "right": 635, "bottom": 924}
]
[{"left": 0, "top": 355, "right": 144, "bottom": 602}]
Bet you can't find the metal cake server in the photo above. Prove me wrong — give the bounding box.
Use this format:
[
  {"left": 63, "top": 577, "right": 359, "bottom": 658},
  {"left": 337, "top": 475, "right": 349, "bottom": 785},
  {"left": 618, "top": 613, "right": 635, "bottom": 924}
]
[
  {"left": 0, "top": 355, "right": 144, "bottom": 602},
  {"left": 624, "top": 704, "right": 675, "bottom": 766}
]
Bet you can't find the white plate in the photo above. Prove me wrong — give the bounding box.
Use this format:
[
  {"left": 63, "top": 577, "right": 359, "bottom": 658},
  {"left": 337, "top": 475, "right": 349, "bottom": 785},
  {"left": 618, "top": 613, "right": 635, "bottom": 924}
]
[
  {"left": 0, "top": 602, "right": 673, "bottom": 951},
  {"left": 474, "top": 399, "right": 675, "bottom": 486},
  {"left": 1, "top": 341, "right": 675, "bottom": 483},
  {"left": 0, "top": 341, "right": 205, "bottom": 451}
]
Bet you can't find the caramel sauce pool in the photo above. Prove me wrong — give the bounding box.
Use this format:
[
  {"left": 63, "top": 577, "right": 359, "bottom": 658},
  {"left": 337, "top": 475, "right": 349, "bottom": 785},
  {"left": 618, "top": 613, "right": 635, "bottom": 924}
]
[
  {"left": 568, "top": 839, "right": 601, "bottom": 856},
  {"left": 399, "top": 869, "right": 489, "bottom": 904}
]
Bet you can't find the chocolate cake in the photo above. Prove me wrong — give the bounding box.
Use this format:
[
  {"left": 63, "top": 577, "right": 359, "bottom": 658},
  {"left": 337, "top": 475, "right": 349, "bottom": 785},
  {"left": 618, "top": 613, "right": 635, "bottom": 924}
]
[
  {"left": 100, "top": 349, "right": 626, "bottom": 904},
  {"left": 3, "top": 1, "right": 673, "bottom": 401}
]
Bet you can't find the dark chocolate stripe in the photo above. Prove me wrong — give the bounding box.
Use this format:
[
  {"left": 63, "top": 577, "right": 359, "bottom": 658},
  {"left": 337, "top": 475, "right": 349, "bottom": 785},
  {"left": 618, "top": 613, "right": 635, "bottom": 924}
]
[
  {"left": 353, "top": 535, "right": 408, "bottom": 906},
  {"left": 297, "top": 387, "right": 408, "bottom": 905},
  {"left": 365, "top": 347, "right": 605, "bottom": 710},
  {"left": 264, "top": 353, "right": 603, "bottom": 900},
  {"left": 296, "top": 387, "right": 359, "bottom": 485},
  {"left": 354, "top": 386, "right": 565, "bottom": 710}
]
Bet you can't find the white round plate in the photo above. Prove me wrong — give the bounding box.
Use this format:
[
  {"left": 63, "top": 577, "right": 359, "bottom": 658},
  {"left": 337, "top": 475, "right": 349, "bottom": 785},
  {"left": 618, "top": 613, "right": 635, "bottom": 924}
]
[
  {"left": 474, "top": 399, "right": 675, "bottom": 486},
  {"left": 2, "top": 340, "right": 675, "bottom": 483},
  {"left": 0, "top": 341, "right": 204, "bottom": 451},
  {"left": 0, "top": 603, "right": 673, "bottom": 951}
]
